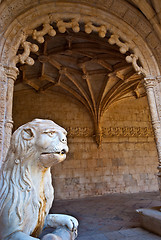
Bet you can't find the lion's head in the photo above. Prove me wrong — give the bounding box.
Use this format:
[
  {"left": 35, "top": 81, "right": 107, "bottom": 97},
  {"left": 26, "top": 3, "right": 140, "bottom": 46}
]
[
  {"left": 7, "top": 118, "right": 69, "bottom": 168},
  {"left": 0, "top": 119, "right": 68, "bottom": 238}
]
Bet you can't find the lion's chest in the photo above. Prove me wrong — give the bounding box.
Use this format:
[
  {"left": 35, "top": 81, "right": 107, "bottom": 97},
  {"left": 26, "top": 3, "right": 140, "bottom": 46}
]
[
  {"left": 31, "top": 194, "right": 47, "bottom": 237},
  {"left": 31, "top": 171, "right": 54, "bottom": 237}
]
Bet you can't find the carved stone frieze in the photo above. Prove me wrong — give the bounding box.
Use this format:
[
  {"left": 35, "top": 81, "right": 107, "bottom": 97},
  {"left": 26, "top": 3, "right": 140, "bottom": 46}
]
[
  {"left": 102, "top": 127, "right": 154, "bottom": 137},
  {"left": 67, "top": 127, "right": 93, "bottom": 137},
  {"left": 67, "top": 127, "right": 154, "bottom": 138}
]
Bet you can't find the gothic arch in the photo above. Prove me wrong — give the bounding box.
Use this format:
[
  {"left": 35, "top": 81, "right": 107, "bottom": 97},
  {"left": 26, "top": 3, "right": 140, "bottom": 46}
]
[
  {"left": 0, "top": 0, "right": 161, "bottom": 165},
  {"left": 0, "top": 2, "right": 160, "bottom": 76}
]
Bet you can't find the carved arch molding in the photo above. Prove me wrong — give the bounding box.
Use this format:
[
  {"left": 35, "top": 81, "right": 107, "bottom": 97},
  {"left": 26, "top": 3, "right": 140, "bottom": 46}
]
[{"left": 1, "top": 3, "right": 160, "bottom": 148}]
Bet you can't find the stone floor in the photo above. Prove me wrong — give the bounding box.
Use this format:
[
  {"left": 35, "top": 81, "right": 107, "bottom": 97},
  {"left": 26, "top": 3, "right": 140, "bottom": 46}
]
[{"left": 51, "top": 191, "right": 161, "bottom": 239}]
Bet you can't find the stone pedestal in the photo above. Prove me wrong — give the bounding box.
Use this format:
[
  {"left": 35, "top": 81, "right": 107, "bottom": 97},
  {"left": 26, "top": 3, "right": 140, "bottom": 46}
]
[{"left": 137, "top": 207, "right": 161, "bottom": 236}]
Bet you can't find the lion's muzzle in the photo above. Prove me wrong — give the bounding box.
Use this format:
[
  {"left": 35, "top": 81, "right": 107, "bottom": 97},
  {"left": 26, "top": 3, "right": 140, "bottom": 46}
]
[{"left": 40, "top": 145, "right": 69, "bottom": 168}]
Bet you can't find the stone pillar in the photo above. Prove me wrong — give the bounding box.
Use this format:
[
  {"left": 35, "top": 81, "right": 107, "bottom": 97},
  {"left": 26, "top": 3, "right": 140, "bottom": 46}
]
[
  {"left": 0, "top": 65, "right": 8, "bottom": 167},
  {"left": 156, "top": 76, "right": 161, "bottom": 121},
  {"left": 0, "top": 65, "right": 18, "bottom": 167},
  {"left": 144, "top": 77, "right": 161, "bottom": 194}
]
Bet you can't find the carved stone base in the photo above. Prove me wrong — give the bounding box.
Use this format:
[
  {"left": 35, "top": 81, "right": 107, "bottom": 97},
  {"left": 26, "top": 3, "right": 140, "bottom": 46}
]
[{"left": 136, "top": 207, "right": 161, "bottom": 236}]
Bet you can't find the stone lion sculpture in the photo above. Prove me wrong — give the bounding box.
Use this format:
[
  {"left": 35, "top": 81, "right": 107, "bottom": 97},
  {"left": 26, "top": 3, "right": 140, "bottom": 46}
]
[{"left": 0, "top": 119, "right": 78, "bottom": 240}]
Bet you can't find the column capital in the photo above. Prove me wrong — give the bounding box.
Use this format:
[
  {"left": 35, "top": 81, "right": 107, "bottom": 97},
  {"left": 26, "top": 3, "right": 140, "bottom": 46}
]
[
  {"left": 144, "top": 76, "right": 156, "bottom": 89},
  {"left": 3, "top": 65, "right": 19, "bottom": 81}
]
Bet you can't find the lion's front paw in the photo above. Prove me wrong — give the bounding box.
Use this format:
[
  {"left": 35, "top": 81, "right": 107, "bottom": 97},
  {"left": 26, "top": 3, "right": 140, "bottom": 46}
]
[
  {"left": 62, "top": 215, "right": 78, "bottom": 232},
  {"left": 45, "top": 214, "right": 78, "bottom": 233}
]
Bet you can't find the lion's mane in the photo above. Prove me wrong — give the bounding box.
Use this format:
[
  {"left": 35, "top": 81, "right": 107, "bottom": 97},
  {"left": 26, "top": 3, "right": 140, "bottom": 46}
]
[{"left": 0, "top": 121, "right": 53, "bottom": 231}]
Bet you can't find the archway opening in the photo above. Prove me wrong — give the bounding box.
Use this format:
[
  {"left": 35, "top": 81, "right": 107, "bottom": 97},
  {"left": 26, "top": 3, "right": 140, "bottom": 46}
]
[{"left": 12, "top": 27, "right": 158, "bottom": 199}]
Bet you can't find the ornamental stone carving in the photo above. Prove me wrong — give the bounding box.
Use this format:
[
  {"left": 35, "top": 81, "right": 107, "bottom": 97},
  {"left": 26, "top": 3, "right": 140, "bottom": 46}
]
[
  {"left": 14, "top": 17, "right": 147, "bottom": 76},
  {"left": 0, "top": 119, "right": 78, "bottom": 240},
  {"left": 66, "top": 127, "right": 154, "bottom": 138},
  {"left": 12, "top": 16, "right": 149, "bottom": 147},
  {"left": 144, "top": 77, "right": 156, "bottom": 89}
]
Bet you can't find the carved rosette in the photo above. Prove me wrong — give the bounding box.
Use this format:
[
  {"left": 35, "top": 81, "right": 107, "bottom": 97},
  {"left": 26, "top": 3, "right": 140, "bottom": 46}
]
[{"left": 14, "top": 17, "right": 147, "bottom": 76}]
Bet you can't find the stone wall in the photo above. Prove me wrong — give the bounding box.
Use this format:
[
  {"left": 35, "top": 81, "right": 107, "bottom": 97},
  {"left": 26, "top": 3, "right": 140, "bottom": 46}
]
[{"left": 13, "top": 90, "right": 158, "bottom": 199}]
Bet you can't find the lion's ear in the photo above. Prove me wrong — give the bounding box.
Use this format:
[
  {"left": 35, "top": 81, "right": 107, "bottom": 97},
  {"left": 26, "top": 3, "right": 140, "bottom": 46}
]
[{"left": 22, "top": 128, "right": 35, "bottom": 140}]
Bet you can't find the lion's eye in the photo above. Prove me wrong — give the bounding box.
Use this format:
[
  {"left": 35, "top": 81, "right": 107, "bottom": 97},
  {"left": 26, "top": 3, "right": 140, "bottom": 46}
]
[{"left": 47, "top": 132, "right": 55, "bottom": 137}]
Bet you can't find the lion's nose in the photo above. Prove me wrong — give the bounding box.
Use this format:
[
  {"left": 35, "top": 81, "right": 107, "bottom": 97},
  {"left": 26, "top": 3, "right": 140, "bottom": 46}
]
[
  {"left": 61, "top": 138, "right": 67, "bottom": 143},
  {"left": 58, "top": 131, "right": 67, "bottom": 143}
]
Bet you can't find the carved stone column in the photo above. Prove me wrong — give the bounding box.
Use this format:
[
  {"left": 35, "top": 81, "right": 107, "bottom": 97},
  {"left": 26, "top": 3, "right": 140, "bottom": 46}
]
[
  {"left": 156, "top": 76, "right": 161, "bottom": 121},
  {"left": 144, "top": 77, "right": 161, "bottom": 194},
  {"left": 0, "top": 64, "right": 8, "bottom": 167},
  {"left": 1, "top": 66, "right": 18, "bottom": 166}
]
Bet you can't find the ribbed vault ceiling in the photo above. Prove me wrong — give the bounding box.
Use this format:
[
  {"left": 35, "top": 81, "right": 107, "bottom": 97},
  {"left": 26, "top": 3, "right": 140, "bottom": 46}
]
[{"left": 15, "top": 30, "right": 145, "bottom": 145}]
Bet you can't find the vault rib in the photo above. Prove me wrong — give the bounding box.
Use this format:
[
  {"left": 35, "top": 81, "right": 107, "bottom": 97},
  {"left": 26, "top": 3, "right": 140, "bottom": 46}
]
[
  {"left": 60, "top": 82, "right": 92, "bottom": 113},
  {"left": 64, "top": 70, "right": 95, "bottom": 117},
  {"left": 81, "top": 64, "right": 97, "bottom": 116}
]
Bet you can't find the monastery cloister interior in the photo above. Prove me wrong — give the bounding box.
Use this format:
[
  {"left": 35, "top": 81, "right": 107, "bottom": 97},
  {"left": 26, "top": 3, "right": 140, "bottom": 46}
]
[{"left": 1, "top": 0, "right": 161, "bottom": 238}]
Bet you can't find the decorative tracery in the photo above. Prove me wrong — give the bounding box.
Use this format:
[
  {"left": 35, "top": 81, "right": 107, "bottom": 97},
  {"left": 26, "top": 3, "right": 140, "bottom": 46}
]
[{"left": 14, "top": 18, "right": 147, "bottom": 76}]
